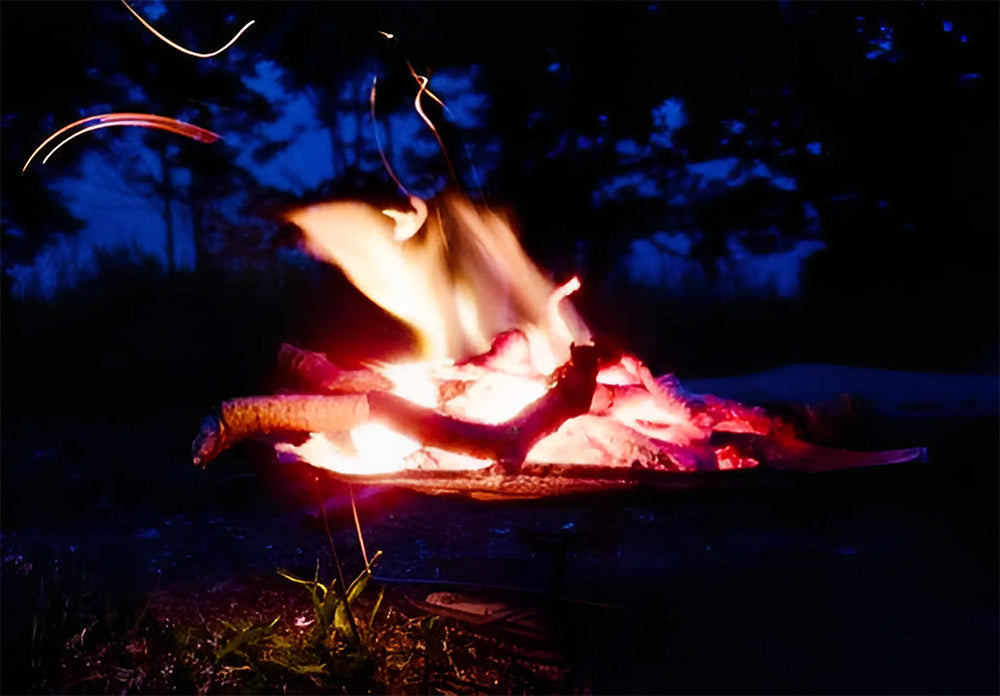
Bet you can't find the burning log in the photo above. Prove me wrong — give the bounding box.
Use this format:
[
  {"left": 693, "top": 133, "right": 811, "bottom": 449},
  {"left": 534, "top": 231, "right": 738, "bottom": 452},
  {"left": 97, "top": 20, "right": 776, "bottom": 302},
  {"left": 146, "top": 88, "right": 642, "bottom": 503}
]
[
  {"left": 313, "top": 441, "right": 926, "bottom": 501},
  {"left": 371, "top": 344, "right": 598, "bottom": 469},
  {"left": 193, "top": 394, "right": 371, "bottom": 467},
  {"left": 194, "top": 344, "right": 599, "bottom": 471},
  {"left": 192, "top": 193, "right": 926, "bottom": 499},
  {"left": 193, "top": 338, "right": 926, "bottom": 498},
  {"left": 278, "top": 343, "right": 393, "bottom": 393}
]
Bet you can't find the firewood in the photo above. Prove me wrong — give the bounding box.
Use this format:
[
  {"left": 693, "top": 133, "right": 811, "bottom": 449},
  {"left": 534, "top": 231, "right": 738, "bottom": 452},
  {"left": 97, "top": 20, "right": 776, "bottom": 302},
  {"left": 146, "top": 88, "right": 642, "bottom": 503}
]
[
  {"left": 193, "top": 344, "right": 600, "bottom": 470},
  {"left": 369, "top": 344, "right": 598, "bottom": 470},
  {"left": 310, "top": 440, "right": 927, "bottom": 500},
  {"left": 278, "top": 343, "right": 394, "bottom": 393},
  {"left": 192, "top": 394, "right": 370, "bottom": 468},
  {"left": 318, "top": 462, "right": 692, "bottom": 499}
]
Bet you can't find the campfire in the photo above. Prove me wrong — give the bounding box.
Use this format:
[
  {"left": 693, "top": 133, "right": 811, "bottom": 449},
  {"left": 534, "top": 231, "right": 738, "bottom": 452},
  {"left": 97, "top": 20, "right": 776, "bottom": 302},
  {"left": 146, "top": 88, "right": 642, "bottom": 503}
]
[{"left": 193, "top": 192, "right": 924, "bottom": 499}]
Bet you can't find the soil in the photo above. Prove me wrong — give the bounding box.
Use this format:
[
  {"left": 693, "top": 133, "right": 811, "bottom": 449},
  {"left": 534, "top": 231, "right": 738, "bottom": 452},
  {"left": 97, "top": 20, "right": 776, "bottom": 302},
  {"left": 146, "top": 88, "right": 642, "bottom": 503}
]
[{"left": 2, "top": 406, "right": 997, "bottom": 694}]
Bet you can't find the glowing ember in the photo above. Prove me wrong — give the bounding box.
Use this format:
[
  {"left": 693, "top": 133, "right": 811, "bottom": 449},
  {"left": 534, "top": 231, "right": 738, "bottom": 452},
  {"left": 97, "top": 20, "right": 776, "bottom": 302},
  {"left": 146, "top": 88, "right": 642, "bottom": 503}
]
[{"left": 714, "top": 445, "right": 760, "bottom": 470}]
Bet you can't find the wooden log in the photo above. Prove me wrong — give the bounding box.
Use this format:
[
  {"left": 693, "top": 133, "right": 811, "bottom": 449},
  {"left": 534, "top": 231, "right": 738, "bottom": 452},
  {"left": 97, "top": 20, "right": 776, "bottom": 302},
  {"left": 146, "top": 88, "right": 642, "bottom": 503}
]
[
  {"left": 192, "top": 394, "right": 370, "bottom": 467},
  {"left": 319, "top": 463, "right": 739, "bottom": 500},
  {"left": 193, "top": 344, "right": 600, "bottom": 470},
  {"left": 707, "top": 431, "right": 928, "bottom": 474},
  {"left": 369, "top": 344, "right": 597, "bottom": 470},
  {"left": 278, "top": 343, "right": 394, "bottom": 393},
  {"left": 193, "top": 341, "right": 927, "bottom": 499},
  {"left": 307, "top": 436, "right": 928, "bottom": 500},
  {"left": 315, "top": 437, "right": 926, "bottom": 500}
]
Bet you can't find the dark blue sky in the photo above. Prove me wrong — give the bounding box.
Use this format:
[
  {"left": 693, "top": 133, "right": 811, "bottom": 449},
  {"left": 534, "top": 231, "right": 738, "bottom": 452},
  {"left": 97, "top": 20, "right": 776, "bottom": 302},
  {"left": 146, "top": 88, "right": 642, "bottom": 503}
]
[{"left": 2, "top": 1, "right": 996, "bottom": 325}]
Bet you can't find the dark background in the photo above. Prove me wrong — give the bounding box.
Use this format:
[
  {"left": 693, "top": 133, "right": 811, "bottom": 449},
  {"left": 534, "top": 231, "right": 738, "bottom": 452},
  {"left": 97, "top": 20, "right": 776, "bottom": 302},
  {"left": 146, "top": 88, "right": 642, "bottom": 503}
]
[
  {"left": 1, "top": 2, "right": 997, "bottom": 693},
  {"left": 2, "top": 1, "right": 997, "bottom": 410}
]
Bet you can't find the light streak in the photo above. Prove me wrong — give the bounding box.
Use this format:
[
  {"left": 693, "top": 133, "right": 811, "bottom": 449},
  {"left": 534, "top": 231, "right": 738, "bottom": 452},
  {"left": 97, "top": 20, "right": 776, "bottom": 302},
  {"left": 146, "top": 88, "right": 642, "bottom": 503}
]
[
  {"left": 369, "top": 76, "right": 410, "bottom": 196},
  {"left": 120, "top": 0, "right": 254, "bottom": 59},
  {"left": 406, "top": 61, "right": 447, "bottom": 110},
  {"left": 42, "top": 120, "right": 152, "bottom": 165},
  {"left": 407, "top": 63, "right": 457, "bottom": 183},
  {"left": 24, "top": 113, "right": 220, "bottom": 172}
]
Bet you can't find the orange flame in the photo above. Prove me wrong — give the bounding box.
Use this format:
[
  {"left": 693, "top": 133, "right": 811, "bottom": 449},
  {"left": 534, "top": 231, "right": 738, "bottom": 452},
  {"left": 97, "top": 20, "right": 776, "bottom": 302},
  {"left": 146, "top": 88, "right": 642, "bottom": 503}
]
[
  {"left": 272, "top": 189, "right": 826, "bottom": 476},
  {"left": 276, "top": 192, "right": 600, "bottom": 473},
  {"left": 283, "top": 193, "right": 590, "bottom": 365}
]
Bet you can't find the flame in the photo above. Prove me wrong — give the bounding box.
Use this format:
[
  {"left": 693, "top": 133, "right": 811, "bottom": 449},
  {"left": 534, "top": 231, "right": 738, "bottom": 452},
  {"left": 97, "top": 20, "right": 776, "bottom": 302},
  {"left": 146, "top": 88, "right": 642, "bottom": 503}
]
[
  {"left": 350, "top": 423, "right": 422, "bottom": 469},
  {"left": 283, "top": 193, "right": 590, "bottom": 365},
  {"left": 714, "top": 445, "right": 760, "bottom": 470},
  {"left": 374, "top": 360, "right": 440, "bottom": 406},
  {"left": 276, "top": 192, "right": 778, "bottom": 477},
  {"left": 281, "top": 430, "right": 416, "bottom": 475},
  {"left": 278, "top": 192, "right": 610, "bottom": 473}
]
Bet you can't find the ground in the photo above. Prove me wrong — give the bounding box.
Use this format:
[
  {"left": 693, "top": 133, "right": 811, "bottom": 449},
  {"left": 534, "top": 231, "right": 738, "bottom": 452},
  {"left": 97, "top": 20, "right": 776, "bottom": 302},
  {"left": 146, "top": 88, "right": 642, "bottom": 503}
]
[{"left": 2, "top": 369, "right": 997, "bottom": 694}]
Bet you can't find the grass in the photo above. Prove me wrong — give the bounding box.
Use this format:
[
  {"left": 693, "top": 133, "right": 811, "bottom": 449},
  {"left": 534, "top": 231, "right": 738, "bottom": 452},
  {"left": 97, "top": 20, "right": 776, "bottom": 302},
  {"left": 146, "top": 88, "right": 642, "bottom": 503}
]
[{"left": 3, "top": 531, "right": 569, "bottom": 694}]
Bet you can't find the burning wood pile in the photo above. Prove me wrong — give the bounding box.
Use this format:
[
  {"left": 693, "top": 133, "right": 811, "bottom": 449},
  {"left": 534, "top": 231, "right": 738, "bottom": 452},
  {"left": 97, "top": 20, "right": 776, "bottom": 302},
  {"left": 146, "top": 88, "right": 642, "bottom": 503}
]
[{"left": 192, "top": 193, "right": 924, "bottom": 499}]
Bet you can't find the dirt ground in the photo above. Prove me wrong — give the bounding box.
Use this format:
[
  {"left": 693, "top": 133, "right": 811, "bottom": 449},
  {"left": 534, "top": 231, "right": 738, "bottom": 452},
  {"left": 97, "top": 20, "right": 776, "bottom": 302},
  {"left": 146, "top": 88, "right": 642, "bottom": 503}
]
[{"left": 2, "top": 408, "right": 997, "bottom": 694}]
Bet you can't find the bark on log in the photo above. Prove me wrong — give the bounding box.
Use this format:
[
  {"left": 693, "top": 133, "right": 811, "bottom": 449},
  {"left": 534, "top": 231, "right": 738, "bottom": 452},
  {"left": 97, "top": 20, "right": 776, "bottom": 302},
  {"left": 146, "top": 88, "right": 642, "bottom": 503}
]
[
  {"left": 193, "top": 340, "right": 927, "bottom": 498},
  {"left": 193, "top": 394, "right": 370, "bottom": 467}
]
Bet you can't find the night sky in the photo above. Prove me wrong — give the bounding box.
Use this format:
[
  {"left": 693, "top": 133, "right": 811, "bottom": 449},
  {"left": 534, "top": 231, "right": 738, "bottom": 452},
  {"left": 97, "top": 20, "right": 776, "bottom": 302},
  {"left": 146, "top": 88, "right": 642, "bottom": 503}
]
[{"left": 2, "top": 1, "right": 997, "bottom": 373}]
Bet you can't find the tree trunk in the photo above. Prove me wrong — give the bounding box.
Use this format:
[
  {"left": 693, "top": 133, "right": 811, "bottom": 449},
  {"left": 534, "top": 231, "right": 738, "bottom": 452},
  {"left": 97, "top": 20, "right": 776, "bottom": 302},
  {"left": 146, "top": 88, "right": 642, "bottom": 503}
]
[
  {"left": 190, "top": 196, "right": 207, "bottom": 274},
  {"left": 159, "top": 141, "right": 176, "bottom": 273}
]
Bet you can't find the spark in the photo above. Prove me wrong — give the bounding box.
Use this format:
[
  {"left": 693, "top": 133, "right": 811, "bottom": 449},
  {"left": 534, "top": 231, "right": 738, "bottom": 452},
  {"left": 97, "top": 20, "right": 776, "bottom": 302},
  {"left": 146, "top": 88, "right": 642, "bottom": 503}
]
[
  {"left": 377, "top": 30, "right": 395, "bottom": 40},
  {"left": 120, "top": 0, "right": 254, "bottom": 59},
  {"left": 24, "top": 113, "right": 219, "bottom": 172},
  {"left": 370, "top": 76, "right": 410, "bottom": 196}
]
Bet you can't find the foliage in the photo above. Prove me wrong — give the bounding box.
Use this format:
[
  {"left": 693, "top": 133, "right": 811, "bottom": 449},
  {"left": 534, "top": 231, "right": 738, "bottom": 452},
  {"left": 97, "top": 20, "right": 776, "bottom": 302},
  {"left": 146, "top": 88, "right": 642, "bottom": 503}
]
[
  {"left": 4, "top": 535, "right": 560, "bottom": 694},
  {"left": 2, "top": 1, "right": 993, "bottom": 373},
  {"left": 0, "top": 2, "right": 993, "bottom": 421},
  {"left": 277, "top": 549, "right": 384, "bottom": 652}
]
